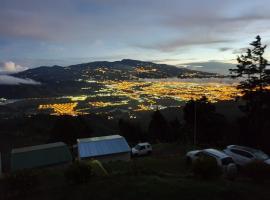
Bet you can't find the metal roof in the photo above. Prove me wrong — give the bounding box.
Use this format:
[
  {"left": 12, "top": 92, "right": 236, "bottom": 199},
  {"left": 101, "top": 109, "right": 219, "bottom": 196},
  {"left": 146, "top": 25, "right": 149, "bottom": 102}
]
[
  {"left": 12, "top": 142, "right": 67, "bottom": 154},
  {"left": 77, "top": 135, "right": 130, "bottom": 158},
  {"left": 11, "top": 142, "right": 72, "bottom": 171}
]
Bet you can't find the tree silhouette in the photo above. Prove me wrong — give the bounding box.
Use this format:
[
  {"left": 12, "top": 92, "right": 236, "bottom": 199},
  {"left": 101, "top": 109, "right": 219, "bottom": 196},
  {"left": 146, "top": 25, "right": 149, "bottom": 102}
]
[
  {"left": 169, "top": 118, "right": 184, "bottom": 142},
  {"left": 230, "top": 35, "right": 270, "bottom": 93},
  {"left": 118, "top": 119, "right": 146, "bottom": 144},
  {"left": 230, "top": 36, "right": 270, "bottom": 152},
  {"left": 230, "top": 36, "right": 270, "bottom": 115},
  {"left": 49, "top": 115, "right": 92, "bottom": 145},
  {"left": 183, "top": 96, "right": 227, "bottom": 145},
  {"left": 148, "top": 110, "right": 171, "bottom": 142}
]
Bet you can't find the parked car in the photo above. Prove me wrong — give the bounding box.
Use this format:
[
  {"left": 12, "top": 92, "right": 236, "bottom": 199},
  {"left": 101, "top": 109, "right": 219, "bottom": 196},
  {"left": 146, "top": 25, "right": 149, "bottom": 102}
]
[
  {"left": 223, "top": 145, "right": 270, "bottom": 166},
  {"left": 131, "top": 143, "right": 152, "bottom": 156},
  {"left": 186, "top": 148, "right": 236, "bottom": 172}
]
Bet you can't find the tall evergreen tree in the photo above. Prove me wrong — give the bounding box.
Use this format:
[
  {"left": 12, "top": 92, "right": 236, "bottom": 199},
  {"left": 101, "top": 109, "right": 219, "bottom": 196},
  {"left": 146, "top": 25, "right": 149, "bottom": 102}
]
[
  {"left": 230, "top": 35, "right": 270, "bottom": 93},
  {"left": 230, "top": 36, "right": 270, "bottom": 151}
]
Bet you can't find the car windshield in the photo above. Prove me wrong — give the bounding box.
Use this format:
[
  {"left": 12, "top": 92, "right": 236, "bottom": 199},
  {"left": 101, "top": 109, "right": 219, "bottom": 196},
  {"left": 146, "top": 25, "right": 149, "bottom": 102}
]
[
  {"left": 134, "top": 145, "right": 142, "bottom": 150},
  {"left": 253, "top": 151, "right": 269, "bottom": 160},
  {"left": 221, "top": 157, "right": 234, "bottom": 165}
]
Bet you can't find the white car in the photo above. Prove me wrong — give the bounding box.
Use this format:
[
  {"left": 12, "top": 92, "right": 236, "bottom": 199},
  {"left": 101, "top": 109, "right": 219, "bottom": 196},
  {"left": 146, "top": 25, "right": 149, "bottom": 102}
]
[
  {"left": 223, "top": 145, "right": 270, "bottom": 166},
  {"left": 131, "top": 143, "right": 152, "bottom": 156},
  {"left": 186, "top": 148, "right": 236, "bottom": 171}
]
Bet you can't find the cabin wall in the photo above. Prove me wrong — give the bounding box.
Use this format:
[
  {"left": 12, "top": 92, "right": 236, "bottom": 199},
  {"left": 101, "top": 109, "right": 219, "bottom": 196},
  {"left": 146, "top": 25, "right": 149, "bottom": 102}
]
[{"left": 81, "top": 152, "right": 131, "bottom": 163}]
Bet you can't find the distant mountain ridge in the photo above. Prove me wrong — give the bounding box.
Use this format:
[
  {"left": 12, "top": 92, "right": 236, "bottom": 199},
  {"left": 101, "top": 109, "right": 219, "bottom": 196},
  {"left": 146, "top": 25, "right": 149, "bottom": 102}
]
[
  {"left": 14, "top": 59, "right": 216, "bottom": 83},
  {"left": 0, "top": 59, "right": 218, "bottom": 99}
]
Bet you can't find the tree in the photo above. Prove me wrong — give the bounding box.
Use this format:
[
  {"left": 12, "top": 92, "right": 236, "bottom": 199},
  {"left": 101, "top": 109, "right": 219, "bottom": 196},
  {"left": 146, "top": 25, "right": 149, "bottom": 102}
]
[
  {"left": 148, "top": 110, "right": 171, "bottom": 142},
  {"left": 230, "top": 35, "right": 270, "bottom": 93},
  {"left": 230, "top": 35, "right": 270, "bottom": 115},
  {"left": 183, "top": 96, "right": 227, "bottom": 145},
  {"left": 118, "top": 119, "right": 146, "bottom": 144},
  {"left": 169, "top": 118, "right": 183, "bottom": 142},
  {"left": 230, "top": 36, "right": 270, "bottom": 152},
  {"left": 49, "top": 115, "right": 92, "bottom": 145}
]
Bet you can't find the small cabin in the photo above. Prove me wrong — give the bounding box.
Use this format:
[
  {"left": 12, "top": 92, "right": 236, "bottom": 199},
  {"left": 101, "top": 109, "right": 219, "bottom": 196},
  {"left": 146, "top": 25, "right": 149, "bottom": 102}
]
[
  {"left": 11, "top": 142, "right": 72, "bottom": 171},
  {"left": 77, "top": 135, "right": 131, "bottom": 162}
]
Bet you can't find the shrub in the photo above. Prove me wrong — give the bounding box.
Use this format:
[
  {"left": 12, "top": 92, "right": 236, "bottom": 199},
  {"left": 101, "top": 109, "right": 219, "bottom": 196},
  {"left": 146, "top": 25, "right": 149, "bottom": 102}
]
[
  {"left": 192, "top": 157, "right": 222, "bottom": 180},
  {"left": 87, "top": 160, "right": 108, "bottom": 177},
  {"left": 3, "top": 169, "right": 40, "bottom": 198},
  {"left": 64, "top": 161, "right": 92, "bottom": 184},
  {"left": 243, "top": 161, "right": 270, "bottom": 183}
]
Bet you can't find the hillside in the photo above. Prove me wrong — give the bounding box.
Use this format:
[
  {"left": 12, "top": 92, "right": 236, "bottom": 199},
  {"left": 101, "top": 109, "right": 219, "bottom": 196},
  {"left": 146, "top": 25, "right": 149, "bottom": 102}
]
[
  {"left": 14, "top": 59, "right": 215, "bottom": 83},
  {"left": 0, "top": 59, "right": 218, "bottom": 99}
]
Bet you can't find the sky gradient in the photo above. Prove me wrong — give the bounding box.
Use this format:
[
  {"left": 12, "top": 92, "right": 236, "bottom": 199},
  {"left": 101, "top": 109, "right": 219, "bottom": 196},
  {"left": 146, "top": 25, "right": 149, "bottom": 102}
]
[{"left": 1, "top": 0, "right": 270, "bottom": 74}]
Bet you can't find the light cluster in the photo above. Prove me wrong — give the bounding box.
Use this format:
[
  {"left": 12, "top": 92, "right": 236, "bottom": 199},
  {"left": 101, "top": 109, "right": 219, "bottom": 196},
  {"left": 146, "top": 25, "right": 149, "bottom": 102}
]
[
  {"left": 38, "top": 103, "right": 80, "bottom": 116},
  {"left": 134, "top": 66, "right": 157, "bottom": 73},
  {"left": 101, "top": 80, "right": 241, "bottom": 103},
  {"left": 37, "top": 80, "right": 242, "bottom": 115}
]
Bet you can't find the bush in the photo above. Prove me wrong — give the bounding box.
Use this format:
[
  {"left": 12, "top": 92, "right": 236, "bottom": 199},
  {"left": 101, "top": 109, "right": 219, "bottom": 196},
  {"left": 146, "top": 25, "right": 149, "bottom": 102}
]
[
  {"left": 192, "top": 157, "right": 222, "bottom": 180},
  {"left": 243, "top": 161, "right": 270, "bottom": 183},
  {"left": 65, "top": 161, "right": 92, "bottom": 184},
  {"left": 3, "top": 169, "right": 40, "bottom": 198},
  {"left": 87, "top": 160, "right": 108, "bottom": 177}
]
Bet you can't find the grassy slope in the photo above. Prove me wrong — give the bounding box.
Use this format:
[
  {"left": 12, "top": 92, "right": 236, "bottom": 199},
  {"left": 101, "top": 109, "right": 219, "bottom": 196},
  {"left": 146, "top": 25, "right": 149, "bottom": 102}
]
[{"left": 2, "top": 143, "right": 270, "bottom": 200}]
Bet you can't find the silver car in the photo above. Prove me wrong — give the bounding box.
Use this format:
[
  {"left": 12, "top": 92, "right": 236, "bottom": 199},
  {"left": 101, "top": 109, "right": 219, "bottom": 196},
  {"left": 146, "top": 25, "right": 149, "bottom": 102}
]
[
  {"left": 223, "top": 145, "right": 270, "bottom": 166},
  {"left": 186, "top": 148, "right": 236, "bottom": 172}
]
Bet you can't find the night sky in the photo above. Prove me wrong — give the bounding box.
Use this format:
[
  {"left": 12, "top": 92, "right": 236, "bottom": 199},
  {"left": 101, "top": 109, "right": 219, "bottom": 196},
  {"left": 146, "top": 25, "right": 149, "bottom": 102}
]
[{"left": 1, "top": 0, "right": 270, "bottom": 73}]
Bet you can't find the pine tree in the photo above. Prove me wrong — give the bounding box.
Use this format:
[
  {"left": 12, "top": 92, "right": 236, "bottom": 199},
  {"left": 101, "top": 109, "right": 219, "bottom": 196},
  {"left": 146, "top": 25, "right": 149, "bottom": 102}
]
[
  {"left": 230, "top": 36, "right": 270, "bottom": 150},
  {"left": 230, "top": 35, "right": 270, "bottom": 94}
]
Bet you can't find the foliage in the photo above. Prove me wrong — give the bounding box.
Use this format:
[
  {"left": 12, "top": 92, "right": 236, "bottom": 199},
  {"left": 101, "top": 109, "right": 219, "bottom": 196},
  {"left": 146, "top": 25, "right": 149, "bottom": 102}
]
[
  {"left": 148, "top": 110, "right": 182, "bottom": 143},
  {"left": 192, "top": 157, "right": 222, "bottom": 180},
  {"left": 242, "top": 161, "right": 270, "bottom": 183},
  {"left": 3, "top": 169, "right": 40, "bottom": 198},
  {"left": 118, "top": 119, "right": 146, "bottom": 144},
  {"left": 49, "top": 115, "right": 92, "bottom": 145},
  {"left": 183, "top": 96, "right": 227, "bottom": 145},
  {"left": 64, "top": 161, "right": 92, "bottom": 184},
  {"left": 230, "top": 35, "right": 270, "bottom": 94},
  {"left": 87, "top": 160, "right": 108, "bottom": 177},
  {"left": 230, "top": 36, "right": 270, "bottom": 152}
]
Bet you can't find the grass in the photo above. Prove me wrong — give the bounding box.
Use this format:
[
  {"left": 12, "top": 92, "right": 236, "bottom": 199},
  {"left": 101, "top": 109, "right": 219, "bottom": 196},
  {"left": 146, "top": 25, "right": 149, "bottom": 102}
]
[{"left": 1, "top": 143, "right": 270, "bottom": 200}]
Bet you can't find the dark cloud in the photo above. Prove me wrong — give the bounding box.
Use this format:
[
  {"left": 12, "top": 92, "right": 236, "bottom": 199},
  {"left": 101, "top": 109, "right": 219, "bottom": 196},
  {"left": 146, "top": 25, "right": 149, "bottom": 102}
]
[
  {"left": 181, "top": 61, "right": 236, "bottom": 75},
  {"left": 219, "top": 47, "right": 232, "bottom": 52},
  {"left": 232, "top": 48, "right": 248, "bottom": 54},
  {"left": 137, "top": 37, "right": 233, "bottom": 52}
]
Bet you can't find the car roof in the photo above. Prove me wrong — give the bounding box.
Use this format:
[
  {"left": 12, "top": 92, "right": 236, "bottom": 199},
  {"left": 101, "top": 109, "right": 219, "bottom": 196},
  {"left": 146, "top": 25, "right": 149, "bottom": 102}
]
[
  {"left": 137, "top": 142, "right": 150, "bottom": 146},
  {"left": 227, "top": 145, "right": 261, "bottom": 154},
  {"left": 203, "top": 149, "right": 229, "bottom": 159}
]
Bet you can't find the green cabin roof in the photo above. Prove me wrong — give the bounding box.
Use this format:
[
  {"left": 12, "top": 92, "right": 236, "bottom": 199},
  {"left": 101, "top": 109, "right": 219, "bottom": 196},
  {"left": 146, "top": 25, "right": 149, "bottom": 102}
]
[{"left": 11, "top": 142, "right": 72, "bottom": 171}]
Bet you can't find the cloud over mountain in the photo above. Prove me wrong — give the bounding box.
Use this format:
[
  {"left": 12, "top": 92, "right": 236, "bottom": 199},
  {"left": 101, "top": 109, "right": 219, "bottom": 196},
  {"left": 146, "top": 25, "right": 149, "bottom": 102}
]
[
  {"left": 0, "top": 75, "right": 40, "bottom": 85},
  {"left": 180, "top": 61, "right": 236, "bottom": 75},
  {"left": 0, "top": 61, "right": 28, "bottom": 74}
]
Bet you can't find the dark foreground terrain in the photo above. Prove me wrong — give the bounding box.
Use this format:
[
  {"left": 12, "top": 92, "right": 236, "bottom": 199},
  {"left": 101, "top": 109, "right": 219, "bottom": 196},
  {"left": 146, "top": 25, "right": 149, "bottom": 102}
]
[{"left": 1, "top": 143, "right": 270, "bottom": 200}]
